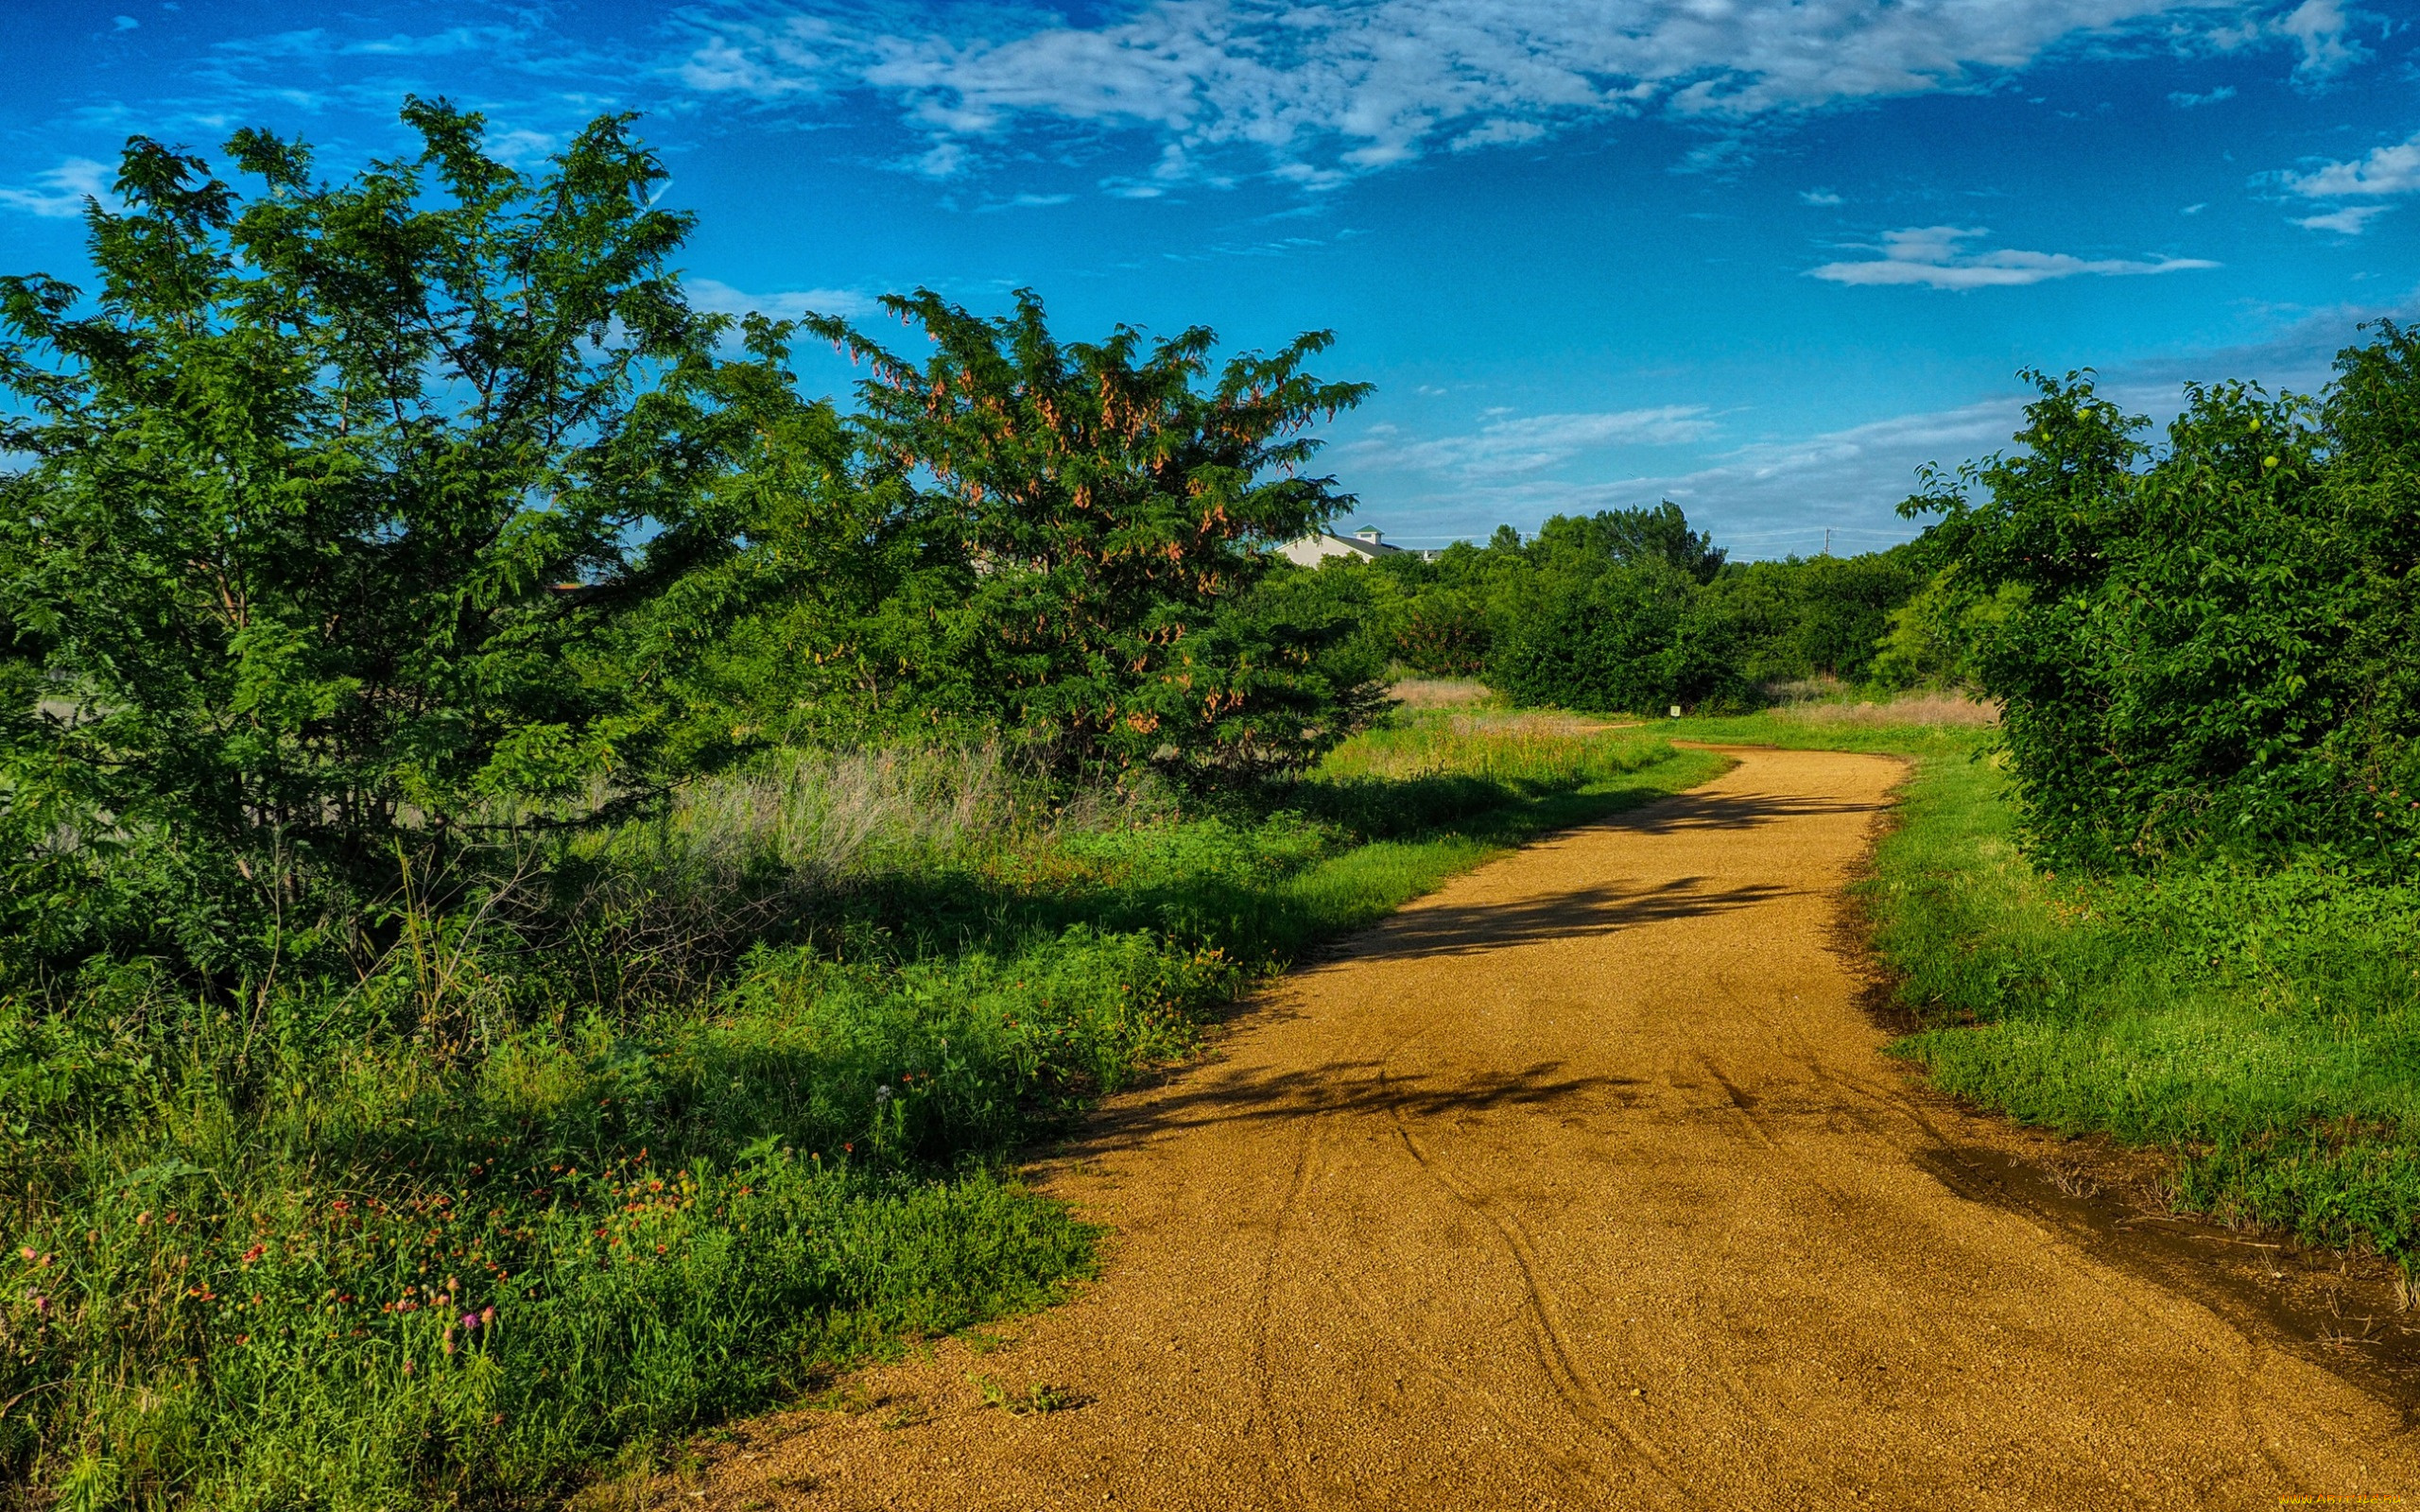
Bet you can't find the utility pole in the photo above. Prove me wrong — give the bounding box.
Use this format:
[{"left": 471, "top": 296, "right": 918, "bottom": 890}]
[{"left": 1823, "top": 526, "right": 1832, "bottom": 557}]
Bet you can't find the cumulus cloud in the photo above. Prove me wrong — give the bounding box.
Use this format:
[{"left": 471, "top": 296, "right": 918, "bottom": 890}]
[
  {"left": 1345, "top": 405, "right": 1717, "bottom": 480},
  {"left": 675, "top": 0, "right": 2227, "bottom": 181},
  {"left": 1808, "top": 225, "right": 2218, "bottom": 289},
  {"left": 2289, "top": 129, "right": 2420, "bottom": 199},
  {"left": 0, "top": 158, "right": 112, "bottom": 219},
  {"left": 2283, "top": 129, "right": 2420, "bottom": 235},
  {"left": 2167, "top": 85, "right": 2236, "bottom": 107},
  {"left": 2275, "top": 0, "right": 2365, "bottom": 77}
]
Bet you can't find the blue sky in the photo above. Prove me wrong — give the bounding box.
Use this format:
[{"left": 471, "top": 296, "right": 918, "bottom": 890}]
[{"left": 2, "top": 1, "right": 2414, "bottom": 557}]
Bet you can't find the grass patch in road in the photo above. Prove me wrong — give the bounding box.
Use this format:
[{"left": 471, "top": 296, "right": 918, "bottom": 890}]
[
  {"left": 1, "top": 715, "right": 1718, "bottom": 1509},
  {"left": 1662, "top": 706, "right": 2420, "bottom": 1272}
]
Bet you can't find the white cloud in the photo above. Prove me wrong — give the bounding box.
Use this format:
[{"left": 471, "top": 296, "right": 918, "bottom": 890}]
[
  {"left": 485, "top": 129, "right": 559, "bottom": 169},
  {"left": 2167, "top": 85, "right": 2235, "bottom": 107},
  {"left": 2294, "top": 203, "right": 2391, "bottom": 233},
  {"left": 686, "top": 278, "right": 876, "bottom": 321},
  {"left": 2284, "top": 129, "right": 2420, "bottom": 234},
  {"left": 1344, "top": 405, "right": 1716, "bottom": 479},
  {"left": 1347, "top": 294, "right": 2420, "bottom": 553},
  {"left": 2288, "top": 129, "right": 2420, "bottom": 198},
  {"left": 0, "top": 158, "right": 112, "bottom": 219},
  {"left": 677, "top": 0, "right": 2228, "bottom": 183},
  {"left": 2276, "top": 0, "right": 2364, "bottom": 77},
  {"left": 1808, "top": 225, "right": 2218, "bottom": 289},
  {"left": 1800, "top": 188, "right": 1844, "bottom": 206}
]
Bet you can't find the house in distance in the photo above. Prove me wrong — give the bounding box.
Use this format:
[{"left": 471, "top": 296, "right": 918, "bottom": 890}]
[{"left": 1279, "top": 525, "right": 1441, "bottom": 567}]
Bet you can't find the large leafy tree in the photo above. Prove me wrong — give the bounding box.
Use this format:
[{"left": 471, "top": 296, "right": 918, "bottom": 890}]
[
  {"left": 0, "top": 101, "right": 781, "bottom": 973},
  {"left": 1912, "top": 338, "right": 2420, "bottom": 868},
  {"left": 801, "top": 289, "right": 1374, "bottom": 773}
]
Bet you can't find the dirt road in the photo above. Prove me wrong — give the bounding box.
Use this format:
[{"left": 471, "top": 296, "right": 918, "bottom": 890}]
[{"left": 698, "top": 747, "right": 2419, "bottom": 1510}]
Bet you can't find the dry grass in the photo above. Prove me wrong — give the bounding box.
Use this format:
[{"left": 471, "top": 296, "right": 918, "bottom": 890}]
[
  {"left": 1772, "top": 693, "right": 1999, "bottom": 728},
  {"left": 1321, "top": 708, "right": 1659, "bottom": 785},
  {"left": 1389, "top": 677, "right": 1497, "bottom": 709}
]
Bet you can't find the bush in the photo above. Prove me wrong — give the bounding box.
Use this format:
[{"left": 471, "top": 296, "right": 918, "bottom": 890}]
[
  {"left": 1912, "top": 327, "right": 2420, "bottom": 870},
  {"left": 1488, "top": 563, "right": 1744, "bottom": 714},
  {"left": 0, "top": 102, "right": 791, "bottom": 986}
]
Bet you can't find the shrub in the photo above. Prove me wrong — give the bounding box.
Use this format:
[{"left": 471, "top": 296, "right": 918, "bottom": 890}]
[
  {"left": 0, "top": 102, "right": 791, "bottom": 984},
  {"left": 1911, "top": 328, "right": 2420, "bottom": 869},
  {"left": 1488, "top": 563, "right": 1744, "bottom": 714}
]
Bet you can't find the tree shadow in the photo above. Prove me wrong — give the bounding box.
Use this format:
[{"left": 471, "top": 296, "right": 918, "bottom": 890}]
[
  {"left": 1339, "top": 875, "right": 1789, "bottom": 961},
  {"left": 1611, "top": 788, "right": 1893, "bottom": 833},
  {"left": 1069, "top": 1057, "right": 1637, "bottom": 1152}
]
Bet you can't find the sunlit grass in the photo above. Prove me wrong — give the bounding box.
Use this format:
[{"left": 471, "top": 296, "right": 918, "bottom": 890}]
[
  {"left": 1668, "top": 703, "right": 2420, "bottom": 1270},
  {"left": 1, "top": 716, "right": 1721, "bottom": 1507}
]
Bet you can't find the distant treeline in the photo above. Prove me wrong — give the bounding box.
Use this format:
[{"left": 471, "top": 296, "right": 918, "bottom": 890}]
[
  {"left": 1296, "top": 323, "right": 2420, "bottom": 875},
  {"left": 1272, "top": 502, "right": 2007, "bottom": 713}
]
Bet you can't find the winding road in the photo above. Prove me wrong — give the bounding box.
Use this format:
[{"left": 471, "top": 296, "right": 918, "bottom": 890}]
[{"left": 697, "top": 747, "right": 2418, "bottom": 1510}]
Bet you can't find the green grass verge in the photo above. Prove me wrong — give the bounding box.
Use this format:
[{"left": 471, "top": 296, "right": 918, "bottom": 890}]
[
  {"left": 1663, "top": 707, "right": 2420, "bottom": 1273},
  {"left": 1, "top": 725, "right": 1721, "bottom": 1509}
]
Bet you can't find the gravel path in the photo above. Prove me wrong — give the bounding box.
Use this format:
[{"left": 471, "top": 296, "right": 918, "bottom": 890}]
[{"left": 695, "top": 747, "right": 2417, "bottom": 1510}]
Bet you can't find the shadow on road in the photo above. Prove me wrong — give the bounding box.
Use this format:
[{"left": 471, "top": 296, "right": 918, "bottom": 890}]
[
  {"left": 1340, "top": 875, "right": 1789, "bottom": 960},
  {"left": 1080, "top": 1057, "right": 1641, "bottom": 1147}
]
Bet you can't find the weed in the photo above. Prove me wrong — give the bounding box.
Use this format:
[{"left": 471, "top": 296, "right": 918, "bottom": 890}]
[
  {"left": 970, "top": 1373, "right": 1087, "bottom": 1416},
  {"left": 0, "top": 719, "right": 1715, "bottom": 1506}
]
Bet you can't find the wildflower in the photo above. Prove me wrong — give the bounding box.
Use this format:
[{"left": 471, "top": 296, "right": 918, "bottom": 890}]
[
  {"left": 403, "top": 1360, "right": 415, "bottom": 1375},
  {"left": 875, "top": 1085, "right": 893, "bottom": 1104},
  {"left": 241, "top": 1244, "right": 266, "bottom": 1264},
  {"left": 15, "top": 1247, "right": 29, "bottom": 1263},
  {"left": 28, "top": 1294, "right": 48, "bottom": 1314},
  {"left": 135, "top": 1211, "right": 150, "bottom": 1227},
  {"left": 480, "top": 1305, "right": 495, "bottom": 1328}
]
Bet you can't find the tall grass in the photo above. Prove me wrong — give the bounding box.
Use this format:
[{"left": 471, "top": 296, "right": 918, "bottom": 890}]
[{"left": 0, "top": 714, "right": 1718, "bottom": 1508}]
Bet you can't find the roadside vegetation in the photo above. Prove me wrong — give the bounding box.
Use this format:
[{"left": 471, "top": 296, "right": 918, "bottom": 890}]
[
  {"left": 6, "top": 92, "right": 2416, "bottom": 1508},
  {"left": 1664, "top": 327, "right": 2420, "bottom": 1276},
  {"left": 0, "top": 101, "right": 1724, "bottom": 1508},
  {"left": 0, "top": 712, "right": 1713, "bottom": 1508}
]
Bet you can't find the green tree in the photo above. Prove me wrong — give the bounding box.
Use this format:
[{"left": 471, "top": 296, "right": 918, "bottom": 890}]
[
  {"left": 1488, "top": 562, "right": 1741, "bottom": 714},
  {"left": 1525, "top": 502, "right": 1726, "bottom": 584},
  {"left": 1866, "top": 567, "right": 2023, "bottom": 692},
  {"left": 801, "top": 290, "right": 1374, "bottom": 774},
  {"left": 1707, "top": 552, "right": 1921, "bottom": 685},
  {"left": 0, "top": 102, "right": 778, "bottom": 977},
  {"left": 1913, "top": 350, "right": 2420, "bottom": 868}
]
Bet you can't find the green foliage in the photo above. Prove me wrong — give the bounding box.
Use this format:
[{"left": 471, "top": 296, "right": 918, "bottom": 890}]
[
  {"left": 1910, "top": 327, "right": 2420, "bottom": 869},
  {"left": 1523, "top": 501, "right": 1725, "bottom": 584},
  {"left": 779, "top": 289, "right": 1376, "bottom": 775},
  {"left": 1285, "top": 504, "right": 1929, "bottom": 704},
  {"left": 1488, "top": 562, "right": 1746, "bottom": 714},
  {"left": 1866, "top": 568, "right": 2025, "bottom": 693},
  {"left": 1706, "top": 549, "right": 1923, "bottom": 684},
  {"left": 0, "top": 716, "right": 1710, "bottom": 1504},
  {"left": 0, "top": 102, "right": 796, "bottom": 983}
]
